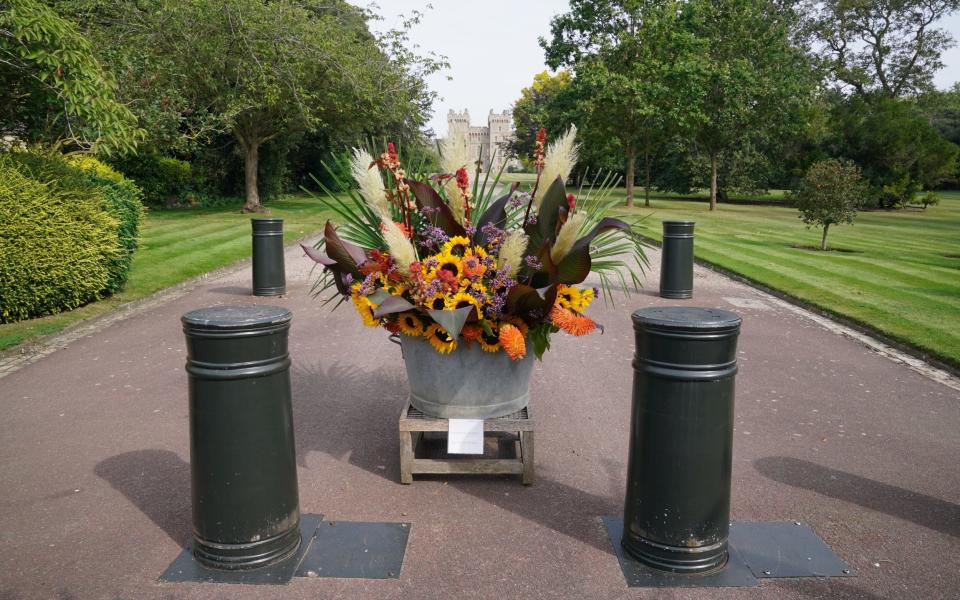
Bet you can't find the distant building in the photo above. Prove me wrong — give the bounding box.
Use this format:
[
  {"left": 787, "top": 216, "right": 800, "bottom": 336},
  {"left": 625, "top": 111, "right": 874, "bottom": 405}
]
[{"left": 446, "top": 109, "right": 518, "bottom": 173}]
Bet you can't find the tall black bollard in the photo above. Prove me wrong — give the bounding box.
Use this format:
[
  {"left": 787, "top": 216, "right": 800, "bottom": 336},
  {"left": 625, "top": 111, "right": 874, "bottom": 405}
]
[
  {"left": 252, "top": 218, "right": 286, "bottom": 296},
  {"left": 659, "top": 221, "right": 695, "bottom": 299},
  {"left": 182, "top": 305, "right": 301, "bottom": 570},
  {"left": 624, "top": 307, "right": 741, "bottom": 574}
]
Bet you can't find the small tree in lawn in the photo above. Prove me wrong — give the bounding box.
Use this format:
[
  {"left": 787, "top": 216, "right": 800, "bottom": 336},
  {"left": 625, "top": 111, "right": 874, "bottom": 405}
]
[{"left": 792, "top": 159, "right": 866, "bottom": 250}]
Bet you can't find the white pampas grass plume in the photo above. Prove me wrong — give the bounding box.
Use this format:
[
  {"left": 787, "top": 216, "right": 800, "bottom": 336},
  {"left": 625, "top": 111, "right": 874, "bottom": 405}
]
[
  {"left": 440, "top": 131, "right": 471, "bottom": 224},
  {"left": 381, "top": 219, "right": 417, "bottom": 276},
  {"left": 499, "top": 231, "right": 529, "bottom": 278},
  {"left": 350, "top": 148, "right": 390, "bottom": 218},
  {"left": 534, "top": 125, "right": 579, "bottom": 208},
  {"left": 550, "top": 211, "right": 587, "bottom": 265}
]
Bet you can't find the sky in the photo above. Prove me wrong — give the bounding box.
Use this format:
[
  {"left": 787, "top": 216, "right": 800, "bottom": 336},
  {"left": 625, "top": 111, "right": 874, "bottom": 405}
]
[{"left": 367, "top": 1, "right": 960, "bottom": 137}]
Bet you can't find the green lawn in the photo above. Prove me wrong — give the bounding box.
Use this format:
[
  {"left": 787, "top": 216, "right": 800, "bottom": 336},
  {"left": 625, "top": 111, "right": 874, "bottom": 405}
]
[
  {"left": 0, "top": 194, "right": 332, "bottom": 351},
  {"left": 619, "top": 191, "right": 960, "bottom": 367}
]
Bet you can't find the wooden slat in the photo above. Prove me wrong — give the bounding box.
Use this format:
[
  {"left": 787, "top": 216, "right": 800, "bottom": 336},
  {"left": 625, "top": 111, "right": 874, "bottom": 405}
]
[{"left": 410, "top": 458, "right": 524, "bottom": 475}]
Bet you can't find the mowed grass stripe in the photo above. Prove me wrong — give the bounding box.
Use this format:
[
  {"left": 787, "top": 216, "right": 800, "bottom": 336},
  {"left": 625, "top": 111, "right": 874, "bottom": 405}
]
[
  {"left": 141, "top": 220, "right": 246, "bottom": 248},
  {"left": 701, "top": 237, "right": 960, "bottom": 305},
  {"left": 623, "top": 191, "right": 960, "bottom": 365},
  {"left": 693, "top": 243, "right": 960, "bottom": 356}
]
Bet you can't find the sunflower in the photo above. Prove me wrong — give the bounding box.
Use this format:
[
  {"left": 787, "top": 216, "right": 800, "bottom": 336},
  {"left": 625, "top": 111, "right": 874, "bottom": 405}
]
[
  {"left": 423, "top": 291, "right": 448, "bottom": 311},
  {"left": 577, "top": 287, "right": 595, "bottom": 312},
  {"left": 425, "top": 323, "right": 457, "bottom": 354},
  {"left": 556, "top": 284, "right": 583, "bottom": 311},
  {"left": 434, "top": 251, "right": 463, "bottom": 279},
  {"left": 499, "top": 323, "right": 526, "bottom": 360},
  {"left": 398, "top": 312, "right": 425, "bottom": 337},
  {"left": 478, "top": 324, "right": 501, "bottom": 353},
  {"left": 445, "top": 291, "right": 482, "bottom": 317},
  {"left": 351, "top": 293, "right": 380, "bottom": 327},
  {"left": 442, "top": 236, "right": 472, "bottom": 257}
]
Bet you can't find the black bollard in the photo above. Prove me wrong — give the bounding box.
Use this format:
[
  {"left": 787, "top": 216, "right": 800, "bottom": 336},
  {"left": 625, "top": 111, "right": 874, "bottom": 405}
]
[
  {"left": 659, "top": 221, "right": 694, "bottom": 299},
  {"left": 624, "top": 306, "right": 741, "bottom": 574},
  {"left": 252, "top": 218, "right": 286, "bottom": 296},
  {"left": 182, "top": 305, "right": 301, "bottom": 570}
]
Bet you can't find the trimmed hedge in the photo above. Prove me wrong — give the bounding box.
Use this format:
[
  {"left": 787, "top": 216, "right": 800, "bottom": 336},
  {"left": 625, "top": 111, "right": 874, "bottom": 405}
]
[
  {"left": 65, "top": 155, "right": 145, "bottom": 291},
  {"left": 112, "top": 153, "right": 192, "bottom": 206},
  {"left": 0, "top": 154, "right": 121, "bottom": 323}
]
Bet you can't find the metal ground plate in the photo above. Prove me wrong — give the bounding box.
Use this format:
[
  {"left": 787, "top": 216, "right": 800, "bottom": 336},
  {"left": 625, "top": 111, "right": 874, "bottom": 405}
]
[
  {"left": 601, "top": 516, "right": 758, "bottom": 588},
  {"left": 295, "top": 520, "right": 411, "bottom": 579},
  {"left": 603, "top": 517, "right": 855, "bottom": 588},
  {"left": 159, "top": 513, "right": 323, "bottom": 585},
  {"left": 729, "top": 521, "right": 855, "bottom": 578}
]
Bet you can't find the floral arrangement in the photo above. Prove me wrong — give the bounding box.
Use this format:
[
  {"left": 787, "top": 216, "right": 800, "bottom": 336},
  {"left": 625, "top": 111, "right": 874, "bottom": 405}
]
[{"left": 303, "top": 126, "right": 645, "bottom": 360}]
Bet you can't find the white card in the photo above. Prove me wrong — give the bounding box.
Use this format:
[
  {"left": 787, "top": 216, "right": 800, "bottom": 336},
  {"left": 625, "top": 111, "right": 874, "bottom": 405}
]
[{"left": 447, "top": 419, "right": 484, "bottom": 454}]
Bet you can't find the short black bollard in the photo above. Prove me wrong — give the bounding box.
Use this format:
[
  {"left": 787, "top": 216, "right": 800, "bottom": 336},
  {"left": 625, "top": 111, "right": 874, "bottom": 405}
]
[
  {"left": 624, "top": 306, "right": 741, "bottom": 574},
  {"left": 182, "top": 305, "right": 301, "bottom": 570},
  {"left": 659, "top": 221, "right": 694, "bottom": 299},
  {"left": 252, "top": 218, "right": 286, "bottom": 296}
]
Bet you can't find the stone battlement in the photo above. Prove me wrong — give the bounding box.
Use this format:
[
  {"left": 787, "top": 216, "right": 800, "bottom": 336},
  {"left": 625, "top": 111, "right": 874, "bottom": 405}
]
[{"left": 446, "top": 108, "right": 518, "bottom": 172}]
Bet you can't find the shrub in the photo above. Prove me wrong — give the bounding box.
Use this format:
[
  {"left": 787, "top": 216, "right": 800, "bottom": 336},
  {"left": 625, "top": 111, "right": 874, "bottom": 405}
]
[
  {"left": 790, "top": 159, "right": 867, "bottom": 250},
  {"left": 0, "top": 154, "right": 121, "bottom": 323},
  {"left": 65, "top": 155, "right": 145, "bottom": 291},
  {"left": 112, "top": 153, "right": 192, "bottom": 205}
]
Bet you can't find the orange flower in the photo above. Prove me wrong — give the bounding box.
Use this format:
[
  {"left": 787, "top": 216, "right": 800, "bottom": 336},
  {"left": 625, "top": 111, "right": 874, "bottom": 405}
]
[
  {"left": 460, "top": 324, "right": 482, "bottom": 345},
  {"left": 461, "top": 255, "right": 485, "bottom": 279},
  {"left": 550, "top": 305, "right": 597, "bottom": 337},
  {"left": 499, "top": 323, "right": 526, "bottom": 360}
]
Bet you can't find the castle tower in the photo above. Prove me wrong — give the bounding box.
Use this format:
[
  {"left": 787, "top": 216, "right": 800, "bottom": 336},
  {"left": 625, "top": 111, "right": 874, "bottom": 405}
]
[{"left": 444, "top": 108, "right": 516, "bottom": 173}]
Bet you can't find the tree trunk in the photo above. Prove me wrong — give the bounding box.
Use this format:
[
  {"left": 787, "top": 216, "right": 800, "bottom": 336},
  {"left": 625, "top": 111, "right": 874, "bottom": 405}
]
[
  {"left": 242, "top": 141, "right": 262, "bottom": 213},
  {"left": 820, "top": 223, "right": 830, "bottom": 251},
  {"left": 625, "top": 145, "right": 636, "bottom": 208},
  {"left": 644, "top": 147, "right": 652, "bottom": 208},
  {"left": 709, "top": 152, "right": 718, "bottom": 211}
]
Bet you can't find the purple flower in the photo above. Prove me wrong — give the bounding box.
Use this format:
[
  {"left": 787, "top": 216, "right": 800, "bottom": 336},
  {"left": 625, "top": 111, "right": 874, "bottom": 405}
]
[
  {"left": 525, "top": 255, "right": 542, "bottom": 270},
  {"left": 465, "top": 226, "right": 476, "bottom": 236},
  {"left": 344, "top": 273, "right": 354, "bottom": 285},
  {"left": 420, "top": 206, "right": 437, "bottom": 215},
  {"left": 526, "top": 214, "right": 538, "bottom": 225},
  {"left": 509, "top": 192, "right": 530, "bottom": 208},
  {"left": 485, "top": 293, "right": 507, "bottom": 318}
]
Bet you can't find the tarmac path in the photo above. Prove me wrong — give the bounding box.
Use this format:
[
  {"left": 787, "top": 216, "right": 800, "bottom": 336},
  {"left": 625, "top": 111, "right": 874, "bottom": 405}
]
[{"left": 1, "top": 239, "right": 958, "bottom": 599}]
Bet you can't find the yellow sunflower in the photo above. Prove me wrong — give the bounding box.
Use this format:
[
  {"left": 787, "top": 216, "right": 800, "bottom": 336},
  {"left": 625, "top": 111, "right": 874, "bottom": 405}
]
[
  {"left": 425, "top": 323, "right": 457, "bottom": 354},
  {"left": 398, "top": 312, "right": 425, "bottom": 337},
  {"left": 556, "top": 284, "right": 583, "bottom": 311},
  {"left": 577, "top": 287, "right": 595, "bottom": 312},
  {"left": 422, "top": 291, "right": 448, "bottom": 311},
  {"left": 478, "top": 324, "right": 501, "bottom": 353},
  {"left": 445, "top": 291, "right": 482, "bottom": 317},
  {"left": 442, "top": 236, "right": 472, "bottom": 256},
  {"left": 434, "top": 251, "right": 463, "bottom": 280},
  {"left": 351, "top": 293, "right": 380, "bottom": 327}
]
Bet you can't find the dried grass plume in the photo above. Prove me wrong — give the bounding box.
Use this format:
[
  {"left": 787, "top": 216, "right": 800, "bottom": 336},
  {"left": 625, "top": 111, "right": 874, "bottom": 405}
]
[
  {"left": 381, "top": 219, "right": 417, "bottom": 276},
  {"left": 499, "top": 231, "right": 529, "bottom": 278},
  {"left": 535, "top": 125, "right": 579, "bottom": 208},
  {"left": 350, "top": 148, "right": 390, "bottom": 218},
  {"left": 550, "top": 211, "right": 587, "bottom": 265}
]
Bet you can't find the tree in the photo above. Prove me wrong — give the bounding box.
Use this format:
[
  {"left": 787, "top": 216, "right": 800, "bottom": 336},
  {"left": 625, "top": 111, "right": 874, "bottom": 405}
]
[
  {"left": 510, "top": 70, "right": 573, "bottom": 163},
  {"left": 792, "top": 158, "right": 866, "bottom": 250},
  {"left": 674, "top": 0, "right": 816, "bottom": 210},
  {"left": 810, "top": 0, "right": 960, "bottom": 98},
  {"left": 541, "top": 0, "right": 678, "bottom": 207},
  {"left": 828, "top": 95, "right": 959, "bottom": 207},
  {"left": 0, "top": 0, "right": 142, "bottom": 154},
  {"left": 65, "top": 0, "right": 443, "bottom": 212}
]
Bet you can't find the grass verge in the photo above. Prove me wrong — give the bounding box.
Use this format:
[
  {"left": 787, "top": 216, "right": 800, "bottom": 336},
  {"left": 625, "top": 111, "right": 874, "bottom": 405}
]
[
  {"left": 618, "top": 191, "right": 960, "bottom": 368},
  {"left": 0, "top": 195, "right": 332, "bottom": 352}
]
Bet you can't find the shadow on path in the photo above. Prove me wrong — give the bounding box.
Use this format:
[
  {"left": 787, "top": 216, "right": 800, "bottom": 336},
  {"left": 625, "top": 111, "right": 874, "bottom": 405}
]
[
  {"left": 207, "top": 286, "right": 251, "bottom": 296},
  {"left": 290, "top": 360, "right": 407, "bottom": 481},
  {"left": 755, "top": 456, "right": 960, "bottom": 538},
  {"left": 95, "top": 449, "right": 192, "bottom": 547}
]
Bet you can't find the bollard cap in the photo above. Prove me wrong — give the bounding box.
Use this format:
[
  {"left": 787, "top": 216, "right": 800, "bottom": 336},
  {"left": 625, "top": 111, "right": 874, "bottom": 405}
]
[
  {"left": 182, "top": 304, "right": 291, "bottom": 331},
  {"left": 251, "top": 218, "right": 284, "bottom": 234},
  {"left": 632, "top": 306, "right": 740, "bottom": 332},
  {"left": 662, "top": 220, "right": 695, "bottom": 235}
]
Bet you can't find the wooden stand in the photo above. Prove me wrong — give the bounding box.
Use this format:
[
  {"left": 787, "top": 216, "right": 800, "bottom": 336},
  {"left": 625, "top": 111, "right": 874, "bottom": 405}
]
[{"left": 398, "top": 403, "right": 535, "bottom": 485}]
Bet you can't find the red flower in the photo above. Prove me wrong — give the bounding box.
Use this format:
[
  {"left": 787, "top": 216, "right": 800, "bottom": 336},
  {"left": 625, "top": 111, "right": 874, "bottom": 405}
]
[
  {"left": 536, "top": 127, "right": 546, "bottom": 144},
  {"left": 566, "top": 193, "right": 576, "bottom": 211},
  {"left": 455, "top": 167, "right": 470, "bottom": 191}
]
